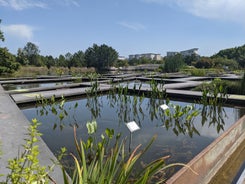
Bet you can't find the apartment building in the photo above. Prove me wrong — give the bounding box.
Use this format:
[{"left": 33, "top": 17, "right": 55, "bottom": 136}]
[
  {"left": 167, "top": 48, "right": 199, "bottom": 57},
  {"left": 129, "top": 53, "right": 162, "bottom": 61}
]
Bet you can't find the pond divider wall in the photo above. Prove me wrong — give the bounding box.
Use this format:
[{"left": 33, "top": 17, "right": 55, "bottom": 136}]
[
  {"left": 0, "top": 85, "right": 65, "bottom": 183},
  {"left": 166, "top": 115, "right": 245, "bottom": 184}
]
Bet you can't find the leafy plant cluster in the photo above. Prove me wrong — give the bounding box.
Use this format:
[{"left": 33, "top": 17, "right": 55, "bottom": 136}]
[
  {"left": 3, "top": 119, "right": 54, "bottom": 184},
  {"left": 35, "top": 95, "right": 78, "bottom": 130},
  {"left": 162, "top": 101, "right": 200, "bottom": 137},
  {"left": 61, "top": 121, "right": 174, "bottom": 184},
  {"left": 198, "top": 78, "right": 229, "bottom": 133}
]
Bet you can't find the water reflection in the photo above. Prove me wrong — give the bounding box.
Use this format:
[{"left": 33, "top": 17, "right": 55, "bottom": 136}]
[
  {"left": 21, "top": 94, "right": 244, "bottom": 179},
  {"left": 32, "top": 93, "right": 243, "bottom": 138},
  {"left": 2, "top": 82, "right": 73, "bottom": 91}
]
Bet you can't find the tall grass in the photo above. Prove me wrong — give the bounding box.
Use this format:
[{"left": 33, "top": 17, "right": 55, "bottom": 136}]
[{"left": 11, "top": 66, "right": 95, "bottom": 77}]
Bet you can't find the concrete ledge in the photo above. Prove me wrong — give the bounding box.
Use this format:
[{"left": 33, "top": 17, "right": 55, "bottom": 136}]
[
  {"left": 0, "top": 85, "right": 64, "bottom": 183},
  {"left": 166, "top": 115, "right": 245, "bottom": 184}
]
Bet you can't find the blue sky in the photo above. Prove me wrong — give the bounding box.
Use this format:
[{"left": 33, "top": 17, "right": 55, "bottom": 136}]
[{"left": 0, "top": 0, "right": 245, "bottom": 58}]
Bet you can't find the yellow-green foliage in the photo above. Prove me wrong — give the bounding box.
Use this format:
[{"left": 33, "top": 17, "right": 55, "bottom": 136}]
[
  {"left": 5, "top": 119, "right": 51, "bottom": 184},
  {"left": 13, "top": 66, "right": 49, "bottom": 77}
]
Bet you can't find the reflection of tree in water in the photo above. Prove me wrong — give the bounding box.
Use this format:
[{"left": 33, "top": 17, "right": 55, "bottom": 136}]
[
  {"left": 36, "top": 84, "right": 231, "bottom": 138},
  {"left": 201, "top": 104, "right": 227, "bottom": 133},
  {"left": 86, "top": 95, "right": 103, "bottom": 120}
]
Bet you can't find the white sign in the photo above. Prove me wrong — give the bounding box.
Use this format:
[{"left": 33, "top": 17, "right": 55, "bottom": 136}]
[
  {"left": 160, "top": 104, "right": 169, "bottom": 110},
  {"left": 126, "top": 121, "right": 140, "bottom": 132}
]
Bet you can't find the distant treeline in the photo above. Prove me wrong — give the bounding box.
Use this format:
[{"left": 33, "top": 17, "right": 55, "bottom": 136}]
[{"left": 0, "top": 19, "right": 244, "bottom": 75}]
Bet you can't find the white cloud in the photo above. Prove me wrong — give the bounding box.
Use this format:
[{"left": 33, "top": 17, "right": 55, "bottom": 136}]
[
  {"left": 2, "top": 24, "right": 34, "bottom": 40},
  {"left": 62, "top": 0, "right": 80, "bottom": 7},
  {"left": 118, "top": 21, "right": 146, "bottom": 31},
  {"left": 0, "top": 0, "right": 47, "bottom": 10},
  {"left": 0, "top": 0, "right": 80, "bottom": 10},
  {"left": 141, "top": 0, "right": 245, "bottom": 24}
]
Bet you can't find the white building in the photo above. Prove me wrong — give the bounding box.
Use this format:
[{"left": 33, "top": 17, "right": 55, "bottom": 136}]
[
  {"left": 118, "top": 56, "right": 126, "bottom": 60},
  {"left": 167, "top": 48, "right": 199, "bottom": 57},
  {"left": 129, "top": 53, "right": 162, "bottom": 61}
]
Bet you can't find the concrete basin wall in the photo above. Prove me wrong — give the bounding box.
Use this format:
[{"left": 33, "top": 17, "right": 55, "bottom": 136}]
[
  {"left": 167, "top": 115, "right": 245, "bottom": 184},
  {"left": 0, "top": 85, "right": 65, "bottom": 183}
]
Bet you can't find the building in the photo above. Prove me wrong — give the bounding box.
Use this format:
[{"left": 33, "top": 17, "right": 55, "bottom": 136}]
[
  {"left": 118, "top": 56, "right": 126, "bottom": 60},
  {"left": 166, "top": 51, "right": 179, "bottom": 57},
  {"left": 129, "top": 53, "right": 162, "bottom": 61},
  {"left": 167, "top": 48, "right": 199, "bottom": 57}
]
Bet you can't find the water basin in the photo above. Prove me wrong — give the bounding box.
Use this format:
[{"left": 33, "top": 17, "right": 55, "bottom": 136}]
[{"left": 21, "top": 94, "right": 244, "bottom": 179}]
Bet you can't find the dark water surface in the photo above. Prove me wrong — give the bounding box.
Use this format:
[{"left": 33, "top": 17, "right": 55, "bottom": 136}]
[{"left": 21, "top": 94, "right": 244, "bottom": 178}]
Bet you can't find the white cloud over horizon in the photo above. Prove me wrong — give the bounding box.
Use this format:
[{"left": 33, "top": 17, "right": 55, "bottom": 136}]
[
  {"left": 141, "top": 0, "right": 245, "bottom": 25},
  {"left": 118, "top": 21, "right": 146, "bottom": 31},
  {"left": 2, "top": 24, "right": 35, "bottom": 40}
]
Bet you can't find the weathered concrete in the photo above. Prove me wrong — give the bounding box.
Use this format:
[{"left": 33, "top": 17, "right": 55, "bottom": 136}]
[
  {"left": 166, "top": 115, "right": 245, "bottom": 184},
  {"left": 0, "top": 85, "right": 65, "bottom": 183},
  {"left": 11, "top": 84, "right": 112, "bottom": 104}
]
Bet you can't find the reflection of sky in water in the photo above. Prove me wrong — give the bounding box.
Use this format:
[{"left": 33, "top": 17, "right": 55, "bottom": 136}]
[
  {"left": 119, "top": 81, "right": 165, "bottom": 89},
  {"left": 3, "top": 82, "right": 73, "bottom": 91},
  {"left": 21, "top": 95, "right": 244, "bottom": 178}
]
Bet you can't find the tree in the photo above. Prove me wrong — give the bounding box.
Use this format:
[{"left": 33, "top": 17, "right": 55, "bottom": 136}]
[
  {"left": 16, "top": 48, "right": 29, "bottom": 65},
  {"left": 0, "top": 19, "right": 4, "bottom": 42},
  {"left": 0, "top": 47, "right": 20, "bottom": 74},
  {"left": 212, "top": 44, "right": 245, "bottom": 68},
  {"left": 164, "top": 54, "right": 185, "bottom": 72},
  {"left": 85, "top": 44, "right": 118, "bottom": 70},
  {"left": 184, "top": 54, "right": 199, "bottom": 66},
  {"left": 0, "top": 20, "right": 19, "bottom": 74},
  {"left": 42, "top": 55, "right": 55, "bottom": 69},
  {"left": 71, "top": 50, "right": 85, "bottom": 67},
  {"left": 56, "top": 54, "right": 66, "bottom": 67},
  {"left": 213, "top": 57, "right": 239, "bottom": 70},
  {"left": 115, "top": 59, "right": 129, "bottom": 67},
  {"left": 194, "top": 57, "right": 214, "bottom": 68},
  {"left": 64, "top": 52, "right": 73, "bottom": 69},
  {"left": 22, "top": 42, "right": 42, "bottom": 66}
]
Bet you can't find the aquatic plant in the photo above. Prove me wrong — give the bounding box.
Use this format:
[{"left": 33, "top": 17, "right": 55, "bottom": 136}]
[
  {"left": 160, "top": 101, "right": 200, "bottom": 137},
  {"left": 85, "top": 72, "right": 100, "bottom": 96},
  {"left": 149, "top": 78, "right": 166, "bottom": 99},
  {"left": 35, "top": 95, "right": 78, "bottom": 130},
  {"left": 199, "top": 78, "right": 228, "bottom": 133},
  {"left": 60, "top": 121, "right": 196, "bottom": 184}
]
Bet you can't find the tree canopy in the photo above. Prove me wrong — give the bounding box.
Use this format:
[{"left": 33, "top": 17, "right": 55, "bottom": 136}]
[
  {"left": 0, "top": 20, "right": 20, "bottom": 75},
  {"left": 85, "top": 44, "right": 118, "bottom": 70},
  {"left": 0, "top": 47, "right": 20, "bottom": 74},
  {"left": 212, "top": 44, "right": 245, "bottom": 68},
  {"left": 164, "top": 54, "right": 185, "bottom": 72},
  {"left": 0, "top": 19, "right": 4, "bottom": 42}
]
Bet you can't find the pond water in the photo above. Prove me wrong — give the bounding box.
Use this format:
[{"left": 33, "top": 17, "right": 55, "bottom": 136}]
[
  {"left": 2, "top": 81, "right": 74, "bottom": 91},
  {"left": 21, "top": 94, "right": 244, "bottom": 179}
]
